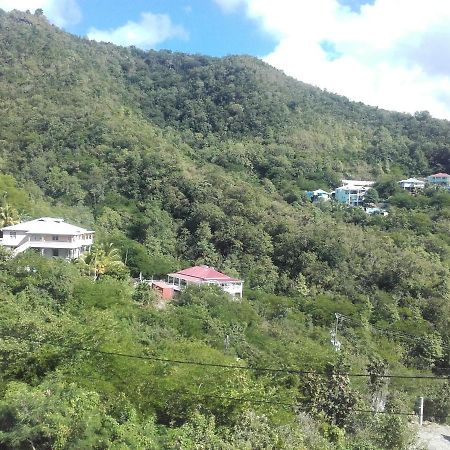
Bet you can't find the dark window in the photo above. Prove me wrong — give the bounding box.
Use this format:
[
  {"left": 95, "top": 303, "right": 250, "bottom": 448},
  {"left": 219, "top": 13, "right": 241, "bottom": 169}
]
[
  {"left": 52, "top": 235, "right": 59, "bottom": 241},
  {"left": 52, "top": 249, "right": 59, "bottom": 257}
]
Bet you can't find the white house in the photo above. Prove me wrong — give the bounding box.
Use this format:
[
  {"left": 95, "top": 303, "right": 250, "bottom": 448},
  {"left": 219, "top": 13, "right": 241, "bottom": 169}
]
[
  {"left": 306, "top": 189, "right": 330, "bottom": 202},
  {"left": 398, "top": 178, "right": 426, "bottom": 190},
  {"left": 427, "top": 173, "right": 450, "bottom": 187},
  {"left": 335, "top": 180, "right": 375, "bottom": 206},
  {"left": 0, "top": 217, "right": 94, "bottom": 258},
  {"left": 167, "top": 265, "right": 243, "bottom": 298},
  {"left": 341, "top": 180, "right": 375, "bottom": 189}
]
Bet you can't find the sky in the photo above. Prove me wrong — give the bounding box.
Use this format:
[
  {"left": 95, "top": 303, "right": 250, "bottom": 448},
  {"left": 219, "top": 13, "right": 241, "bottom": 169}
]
[{"left": 2, "top": 0, "right": 450, "bottom": 120}]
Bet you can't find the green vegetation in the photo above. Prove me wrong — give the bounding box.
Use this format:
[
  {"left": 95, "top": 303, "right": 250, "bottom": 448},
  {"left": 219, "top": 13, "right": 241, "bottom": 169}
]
[
  {"left": 0, "top": 9, "right": 448, "bottom": 448},
  {"left": 0, "top": 255, "right": 431, "bottom": 449}
]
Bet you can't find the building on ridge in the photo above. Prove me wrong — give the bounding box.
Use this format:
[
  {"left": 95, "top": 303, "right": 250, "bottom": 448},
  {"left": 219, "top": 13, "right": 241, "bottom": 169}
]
[
  {"left": 398, "top": 178, "right": 426, "bottom": 191},
  {"left": 0, "top": 217, "right": 94, "bottom": 259},
  {"left": 427, "top": 173, "right": 450, "bottom": 187},
  {"left": 335, "top": 180, "right": 375, "bottom": 206}
]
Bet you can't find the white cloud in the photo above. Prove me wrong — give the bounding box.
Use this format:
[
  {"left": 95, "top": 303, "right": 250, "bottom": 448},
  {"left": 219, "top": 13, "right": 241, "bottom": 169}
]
[
  {"left": 215, "top": 0, "right": 450, "bottom": 119},
  {"left": 214, "top": 0, "right": 244, "bottom": 13},
  {"left": 0, "top": 0, "right": 81, "bottom": 27},
  {"left": 87, "top": 12, "right": 187, "bottom": 49}
]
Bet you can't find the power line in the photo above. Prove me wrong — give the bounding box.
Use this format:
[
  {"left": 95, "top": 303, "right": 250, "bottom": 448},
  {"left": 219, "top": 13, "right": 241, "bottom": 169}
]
[
  {"left": 1, "top": 332, "right": 448, "bottom": 381},
  {"left": 51, "top": 371, "right": 418, "bottom": 417},
  {"left": 333, "top": 312, "right": 450, "bottom": 354},
  {"left": 338, "top": 313, "right": 435, "bottom": 341}
]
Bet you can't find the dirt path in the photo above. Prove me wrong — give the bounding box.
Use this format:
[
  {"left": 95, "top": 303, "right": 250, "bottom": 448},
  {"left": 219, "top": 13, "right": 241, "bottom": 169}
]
[{"left": 417, "top": 422, "right": 450, "bottom": 450}]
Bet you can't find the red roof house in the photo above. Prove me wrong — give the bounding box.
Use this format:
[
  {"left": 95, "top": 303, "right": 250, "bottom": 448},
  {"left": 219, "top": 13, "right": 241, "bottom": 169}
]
[
  {"left": 167, "top": 265, "right": 243, "bottom": 297},
  {"left": 427, "top": 173, "right": 450, "bottom": 187}
]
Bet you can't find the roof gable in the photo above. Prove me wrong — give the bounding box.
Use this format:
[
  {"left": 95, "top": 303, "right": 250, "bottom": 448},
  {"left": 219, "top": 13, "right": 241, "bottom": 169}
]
[
  {"left": 1, "top": 217, "right": 93, "bottom": 235},
  {"left": 174, "top": 265, "right": 241, "bottom": 282}
]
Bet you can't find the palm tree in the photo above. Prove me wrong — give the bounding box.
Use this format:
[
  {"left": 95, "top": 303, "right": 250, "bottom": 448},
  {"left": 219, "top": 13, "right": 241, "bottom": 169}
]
[
  {"left": 0, "top": 203, "right": 20, "bottom": 227},
  {"left": 79, "top": 243, "right": 126, "bottom": 280}
]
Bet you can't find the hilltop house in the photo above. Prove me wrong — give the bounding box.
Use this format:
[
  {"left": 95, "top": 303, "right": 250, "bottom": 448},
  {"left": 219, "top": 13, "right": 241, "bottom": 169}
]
[
  {"left": 0, "top": 217, "right": 94, "bottom": 258},
  {"left": 335, "top": 180, "right": 375, "bottom": 206},
  {"left": 398, "top": 177, "right": 426, "bottom": 191},
  {"left": 427, "top": 173, "right": 450, "bottom": 187},
  {"left": 166, "top": 265, "right": 243, "bottom": 298}
]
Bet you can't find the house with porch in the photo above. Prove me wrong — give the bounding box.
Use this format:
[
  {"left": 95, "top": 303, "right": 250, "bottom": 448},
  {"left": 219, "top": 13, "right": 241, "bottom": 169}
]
[
  {"left": 0, "top": 217, "right": 94, "bottom": 258},
  {"left": 427, "top": 173, "right": 450, "bottom": 187},
  {"left": 398, "top": 177, "right": 426, "bottom": 191},
  {"left": 166, "top": 265, "right": 243, "bottom": 298},
  {"left": 335, "top": 180, "right": 375, "bottom": 206}
]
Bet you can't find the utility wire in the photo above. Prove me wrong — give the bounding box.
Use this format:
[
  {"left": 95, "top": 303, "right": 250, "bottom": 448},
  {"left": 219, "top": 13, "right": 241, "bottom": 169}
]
[
  {"left": 48, "top": 371, "right": 418, "bottom": 416},
  {"left": 1, "top": 332, "right": 448, "bottom": 381},
  {"left": 332, "top": 312, "right": 450, "bottom": 355},
  {"left": 336, "top": 312, "right": 442, "bottom": 343}
]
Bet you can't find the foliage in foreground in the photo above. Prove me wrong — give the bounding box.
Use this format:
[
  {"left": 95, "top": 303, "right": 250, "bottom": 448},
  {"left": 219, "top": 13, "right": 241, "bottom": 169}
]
[{"left": 0, "top": 252, "right": 436, "bottom": 448}]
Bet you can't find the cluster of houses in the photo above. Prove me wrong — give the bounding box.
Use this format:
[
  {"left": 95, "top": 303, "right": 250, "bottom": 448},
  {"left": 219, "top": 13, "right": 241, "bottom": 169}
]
[
  {"left": 306, "top": 172, "right": 450, "bottom": 207},
  {"left": 0, "top": 217, "right": 243, "bottom": 300},
  {"left": 1, "top": 173, "right": 448, "bottom": 300}
]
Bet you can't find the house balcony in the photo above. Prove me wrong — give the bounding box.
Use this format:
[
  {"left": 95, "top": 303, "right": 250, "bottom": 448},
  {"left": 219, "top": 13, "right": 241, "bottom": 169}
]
[
  {"left": 165, "top": 276, "right": 243, "bottom": 297},
  {"left": 27, "top": 239, "right": 93, "bottom": 249}
]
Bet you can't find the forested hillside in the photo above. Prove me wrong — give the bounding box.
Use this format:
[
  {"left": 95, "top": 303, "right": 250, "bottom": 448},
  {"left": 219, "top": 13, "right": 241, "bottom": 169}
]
[{"left": 0, "top": 9, "right": 449, "bottom": 449}]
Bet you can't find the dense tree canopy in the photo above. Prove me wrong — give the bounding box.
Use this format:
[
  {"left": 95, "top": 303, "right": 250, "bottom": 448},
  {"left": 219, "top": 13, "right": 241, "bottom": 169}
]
[{"left": 0, "top": 9, "right": 448, "bottom": 448}]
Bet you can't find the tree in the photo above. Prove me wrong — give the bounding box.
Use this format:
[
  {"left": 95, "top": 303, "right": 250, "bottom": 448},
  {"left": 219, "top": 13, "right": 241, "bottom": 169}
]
[
  {"left": 302, "top": 361, "right": 357, "bottom": 427},
  {"left": 373, "top": 178, "right": 401, "bottom": 199},
  {"left": 367, "top": 358, "right": 389, "bottom": 412},
  {"left": 78, "top": 243, "right": 127, "bottom": 280},
  {"left": 423, "top": 382, "right": 450, "bottom": 423},
  {"left": 364, "top": 188, "right": 379, "bottom": 206},
  {"left": 166, "top": 413, "right": 227, "bottom": 449},
  {"left": 132, "top": 282, "right": 158, "bottom": 306},
  {"left": 0, "top": 379, "right": 159, "bottom": 449},
  {"left": 0, "top": 203, "right": 20, "bottom": 227}
]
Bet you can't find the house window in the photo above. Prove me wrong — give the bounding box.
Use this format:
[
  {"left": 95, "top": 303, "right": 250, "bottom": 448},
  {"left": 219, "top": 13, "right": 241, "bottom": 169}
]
[
  {"left": 10, "top": 231, "right": 16, "bottom": 238},
  {"left": 52, "top": 235, "right": 59, "bottom": 241},
  {"left": 52, "top": 249, "right": 59, "bottom": 257}
]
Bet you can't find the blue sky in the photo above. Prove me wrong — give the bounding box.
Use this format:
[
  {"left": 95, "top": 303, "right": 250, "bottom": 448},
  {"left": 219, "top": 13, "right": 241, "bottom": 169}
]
[
  {"left": 1, "top": 0, "right": 450, "bottom": 120},
  {"left": 69, "top": 0, "right": 278, "bottom": 57}
]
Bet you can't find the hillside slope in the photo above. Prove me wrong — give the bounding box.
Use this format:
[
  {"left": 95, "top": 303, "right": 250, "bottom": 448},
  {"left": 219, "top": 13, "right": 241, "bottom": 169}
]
[
  {"left": 1, "top": 9, "right": 450, "bottom": 182},
  {"left": 0, "top": 8, "right": 448, "bottom": 290},
  {"left": 0, "top": 9, "right": 449, "bottom": 449}
]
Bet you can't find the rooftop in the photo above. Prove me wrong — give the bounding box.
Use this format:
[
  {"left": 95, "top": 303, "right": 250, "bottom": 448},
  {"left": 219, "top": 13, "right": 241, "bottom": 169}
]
[
  {"left": 170, "top": 265, "right": 241, "bottom": 282},
  {"left": 399, "top": 178, "right": 426, "bottom": 183},
  {"left": 1, "top": 217, "right": 94, "bottom": 235},
  {"left": 429, "top": 173, "right": 449, "bottom": 177},
  {"left": 336, "top": 184, "right": 372, "bottom": 191},
  {"left": 341, "top": 179, "right": 375, "bottom": 187}
]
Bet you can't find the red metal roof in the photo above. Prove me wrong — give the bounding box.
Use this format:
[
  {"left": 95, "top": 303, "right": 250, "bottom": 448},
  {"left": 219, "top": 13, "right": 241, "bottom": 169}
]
[
  {"left": 430, "top": 173, "right": 449, "bottom": 177},
  {"left": 167, "top": 273, "right": 203, "bottom": 283},
  {"left": 172, "top": 265, "right": 241, "bottom": 282}
]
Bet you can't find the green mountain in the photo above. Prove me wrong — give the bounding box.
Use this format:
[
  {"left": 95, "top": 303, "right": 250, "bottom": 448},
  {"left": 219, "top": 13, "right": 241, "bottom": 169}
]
[
  {"left": 0, "top": 9, "right": 449, "bottom": 448},
  {"left": 0, "top": 5, "right": 449, "bottom": 307}
]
